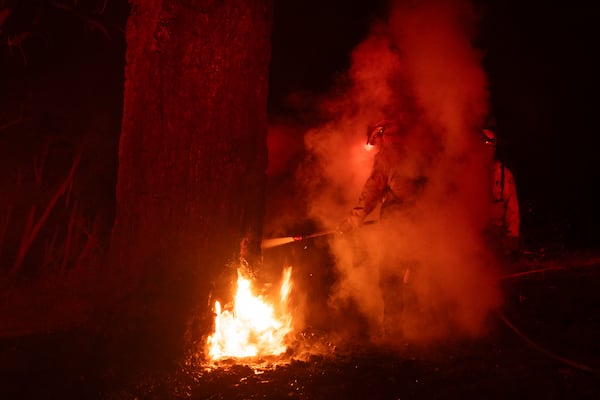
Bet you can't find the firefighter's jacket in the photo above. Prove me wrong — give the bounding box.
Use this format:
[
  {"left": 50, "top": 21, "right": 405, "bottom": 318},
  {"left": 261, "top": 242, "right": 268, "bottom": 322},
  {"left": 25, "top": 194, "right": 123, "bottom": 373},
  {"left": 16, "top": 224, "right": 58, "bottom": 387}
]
[
  {"left": 489, "top": 160, "right": 520, "bottom": 238},
  {"left": 350, "top": 143, "right": 428, "bottom": 225}
]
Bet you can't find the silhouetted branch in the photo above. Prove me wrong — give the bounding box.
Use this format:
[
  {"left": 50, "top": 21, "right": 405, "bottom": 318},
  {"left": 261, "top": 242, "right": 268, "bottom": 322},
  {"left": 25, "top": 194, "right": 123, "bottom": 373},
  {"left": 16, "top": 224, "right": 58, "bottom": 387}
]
[
  {"left": 2, "top": 0, "right": 120, "bottom": 66},
  {"left": 10, "top": 153, "right": 81, "bottom": 276},
  {"left": 61, "top": 200, "right": 78, "bottom": 271},
  {"left": 6, "top": 31, "right": 30, "bottom": 65},
  {"left": 0, "top": 107, "right": 23, "bottom": 131}
]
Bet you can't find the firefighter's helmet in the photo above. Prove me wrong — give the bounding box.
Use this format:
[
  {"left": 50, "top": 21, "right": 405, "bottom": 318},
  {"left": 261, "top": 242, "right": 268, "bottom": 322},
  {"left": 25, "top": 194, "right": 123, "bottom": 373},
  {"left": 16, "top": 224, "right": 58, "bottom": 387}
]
[
  {"left": 482, "top": 128, "right": 497, "bottom": 147},
  {"left": 366, "top": 119, "right": 395, "bottom": 146}
]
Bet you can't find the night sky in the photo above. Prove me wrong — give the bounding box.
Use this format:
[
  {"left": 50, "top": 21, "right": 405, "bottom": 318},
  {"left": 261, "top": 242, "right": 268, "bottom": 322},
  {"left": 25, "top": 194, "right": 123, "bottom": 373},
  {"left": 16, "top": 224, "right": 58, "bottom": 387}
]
[{"left": 1, "top": 0, "right": 598, "bottom": 252}]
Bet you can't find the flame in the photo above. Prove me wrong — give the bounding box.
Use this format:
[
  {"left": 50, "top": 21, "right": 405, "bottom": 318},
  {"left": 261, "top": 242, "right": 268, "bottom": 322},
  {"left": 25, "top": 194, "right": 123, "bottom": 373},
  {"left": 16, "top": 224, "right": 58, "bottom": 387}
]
[{"left": 206, "top": 266, "right": 293, "bottom": 360}]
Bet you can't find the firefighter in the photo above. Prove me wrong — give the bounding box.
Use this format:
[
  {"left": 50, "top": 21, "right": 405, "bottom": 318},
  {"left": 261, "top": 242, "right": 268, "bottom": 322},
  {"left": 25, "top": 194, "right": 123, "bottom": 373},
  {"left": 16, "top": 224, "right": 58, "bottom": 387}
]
[
  {"left": 338, "top": 120, "right": 429, "bottom": 231},
  {"left": 482, "top": 127, "right": 520, "bottom": 261},
  {"left": 337, "top": 119, "right": 430, "bottom": 338}
]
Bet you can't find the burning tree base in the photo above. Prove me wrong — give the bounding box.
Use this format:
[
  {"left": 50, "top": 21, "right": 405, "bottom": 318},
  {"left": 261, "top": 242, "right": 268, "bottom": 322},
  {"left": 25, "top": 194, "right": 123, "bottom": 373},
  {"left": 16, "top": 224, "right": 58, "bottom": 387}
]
[{"left": 206, "top": 264, "right": 293, "bottom": 363}]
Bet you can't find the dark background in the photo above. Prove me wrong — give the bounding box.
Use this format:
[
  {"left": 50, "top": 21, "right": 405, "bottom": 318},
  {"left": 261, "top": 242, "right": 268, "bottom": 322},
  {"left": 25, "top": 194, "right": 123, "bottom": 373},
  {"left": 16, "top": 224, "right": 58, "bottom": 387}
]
[
  {"left": 268, "top": 0, "right": 598, "bottom": 253},
  {"left": 0, "top": 0, "right": 598, "bottom": 259}
]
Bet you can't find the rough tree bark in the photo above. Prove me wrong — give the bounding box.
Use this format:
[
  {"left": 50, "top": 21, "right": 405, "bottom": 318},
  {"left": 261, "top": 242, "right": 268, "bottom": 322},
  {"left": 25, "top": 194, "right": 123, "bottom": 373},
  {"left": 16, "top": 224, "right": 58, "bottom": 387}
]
[{"left": 108, "top": 0, "right": 273, "bottom": 359}]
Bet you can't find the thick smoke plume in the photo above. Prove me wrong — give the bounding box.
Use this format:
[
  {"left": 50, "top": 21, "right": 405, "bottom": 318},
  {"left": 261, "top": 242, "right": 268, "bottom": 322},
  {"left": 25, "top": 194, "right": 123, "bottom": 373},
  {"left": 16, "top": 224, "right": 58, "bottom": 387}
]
[{"left": 267, "top": 0, "right": 502, "bottom": 348}]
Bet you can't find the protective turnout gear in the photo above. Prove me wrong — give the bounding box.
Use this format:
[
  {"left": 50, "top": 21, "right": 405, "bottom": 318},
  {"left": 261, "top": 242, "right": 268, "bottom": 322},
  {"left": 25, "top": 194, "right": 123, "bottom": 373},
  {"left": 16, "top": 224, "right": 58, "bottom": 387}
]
[
  {"left": 336, "top": 214, "right": 362, "bottom": 234},
  {"left": 490, "top": 160, "right": 519, "bottom": 238},
  {"left": 349, "top": 143, "right": 428, "bottom": 226},
  {"left": 484, "top": 128, "right": 520, "bottom": 261}
]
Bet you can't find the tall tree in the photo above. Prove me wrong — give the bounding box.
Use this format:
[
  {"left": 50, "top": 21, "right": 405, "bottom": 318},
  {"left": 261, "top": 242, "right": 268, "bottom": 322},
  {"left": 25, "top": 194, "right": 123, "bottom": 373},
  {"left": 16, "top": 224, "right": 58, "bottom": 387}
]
[{"left": 109, "top": 0, "right": 273, "bottom": 358}]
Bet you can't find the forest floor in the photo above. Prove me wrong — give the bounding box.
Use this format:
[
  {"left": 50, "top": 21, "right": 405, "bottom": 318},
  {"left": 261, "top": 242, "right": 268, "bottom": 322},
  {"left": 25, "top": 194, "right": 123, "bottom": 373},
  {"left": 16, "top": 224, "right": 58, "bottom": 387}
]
[{"left": 1, "top": 251, "right": 600, "bottom": 399}]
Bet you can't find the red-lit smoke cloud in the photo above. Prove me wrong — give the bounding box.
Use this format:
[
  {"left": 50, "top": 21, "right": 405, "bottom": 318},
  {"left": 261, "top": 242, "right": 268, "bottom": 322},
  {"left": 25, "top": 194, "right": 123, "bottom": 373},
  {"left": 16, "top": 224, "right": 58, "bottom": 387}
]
[{"left": 268, "top": 0, "right": 502, "bottom": 349}]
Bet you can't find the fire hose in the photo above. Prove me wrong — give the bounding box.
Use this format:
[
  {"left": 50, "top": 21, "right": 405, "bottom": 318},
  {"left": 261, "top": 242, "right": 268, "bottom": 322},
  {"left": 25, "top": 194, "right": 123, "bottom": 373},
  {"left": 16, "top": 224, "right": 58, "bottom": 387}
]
[
  {"left": 498, "top": 311, "right": 600, "bottom": 374},
  {"left": 261, "top": 220, "right": 378, "bottom": 250},
  {"left": 261, "top": 230, "right": 336, "bottom": 249},
  {"left": 498, "top": 258, "right": 600, "bottom": 374}
]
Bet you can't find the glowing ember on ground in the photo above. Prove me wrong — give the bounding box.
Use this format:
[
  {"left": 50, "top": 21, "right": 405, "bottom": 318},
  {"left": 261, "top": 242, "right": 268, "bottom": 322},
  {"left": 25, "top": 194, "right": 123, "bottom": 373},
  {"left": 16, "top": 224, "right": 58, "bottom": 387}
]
[{"left": 206, "top": 266, "right": 293, "bottom": 360}]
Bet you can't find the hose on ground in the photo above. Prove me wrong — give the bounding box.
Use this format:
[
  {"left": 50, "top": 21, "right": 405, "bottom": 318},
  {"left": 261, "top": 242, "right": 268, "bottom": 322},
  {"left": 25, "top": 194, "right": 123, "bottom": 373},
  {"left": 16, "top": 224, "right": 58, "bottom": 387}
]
[{"left": 498, "top": 260, "right": 600, "bottom": 374}]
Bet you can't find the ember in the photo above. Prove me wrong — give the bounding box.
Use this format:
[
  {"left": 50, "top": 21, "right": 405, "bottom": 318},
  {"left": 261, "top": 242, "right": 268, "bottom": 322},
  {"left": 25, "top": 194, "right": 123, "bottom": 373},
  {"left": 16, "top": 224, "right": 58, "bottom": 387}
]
[{"left": 206, "top": 266, "right": 293, "bottom": 360}]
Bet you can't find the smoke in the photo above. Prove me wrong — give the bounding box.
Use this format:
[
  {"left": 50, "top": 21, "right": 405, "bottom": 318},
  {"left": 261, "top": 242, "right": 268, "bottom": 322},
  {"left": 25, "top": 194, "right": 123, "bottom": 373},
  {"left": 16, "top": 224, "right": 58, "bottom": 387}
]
[{"left": 266, "top": 0, "right": 503, "bottom": 348}]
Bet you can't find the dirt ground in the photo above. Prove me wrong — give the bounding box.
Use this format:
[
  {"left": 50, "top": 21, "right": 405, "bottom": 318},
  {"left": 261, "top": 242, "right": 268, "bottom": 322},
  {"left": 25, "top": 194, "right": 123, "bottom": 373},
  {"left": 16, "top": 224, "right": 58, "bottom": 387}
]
[{"left": 1, "top": 254, "right": 600, "bottom": 399}]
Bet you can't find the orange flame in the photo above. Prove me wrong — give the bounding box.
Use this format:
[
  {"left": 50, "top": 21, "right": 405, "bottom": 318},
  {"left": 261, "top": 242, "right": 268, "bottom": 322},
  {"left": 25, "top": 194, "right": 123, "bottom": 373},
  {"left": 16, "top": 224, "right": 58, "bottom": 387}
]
[{"left": 206, "top": 266, "right": 293, "bottom": 360}]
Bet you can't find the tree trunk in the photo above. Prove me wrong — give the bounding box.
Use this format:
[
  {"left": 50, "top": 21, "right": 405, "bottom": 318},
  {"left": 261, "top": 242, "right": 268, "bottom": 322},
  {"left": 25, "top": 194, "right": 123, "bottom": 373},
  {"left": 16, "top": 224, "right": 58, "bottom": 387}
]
[{"left": 108, "top": 0, "right": 272, "bottom": 360}]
